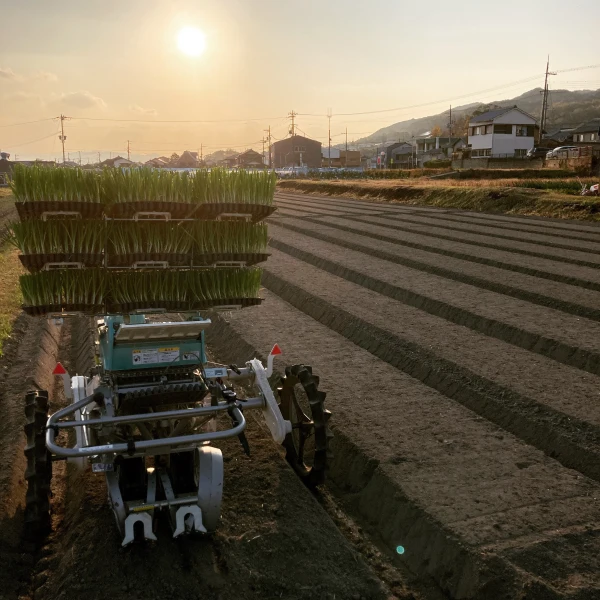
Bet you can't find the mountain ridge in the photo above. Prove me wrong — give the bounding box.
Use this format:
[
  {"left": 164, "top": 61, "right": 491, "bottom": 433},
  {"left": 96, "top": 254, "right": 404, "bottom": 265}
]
[{"left": 353, "top": 87, "right": 600, "bottom": 146}]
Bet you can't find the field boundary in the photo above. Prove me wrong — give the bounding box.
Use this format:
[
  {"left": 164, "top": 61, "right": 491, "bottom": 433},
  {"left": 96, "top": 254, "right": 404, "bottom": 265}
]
[{"left": 277, "top": 181, "right": 600, "bottom": 221}]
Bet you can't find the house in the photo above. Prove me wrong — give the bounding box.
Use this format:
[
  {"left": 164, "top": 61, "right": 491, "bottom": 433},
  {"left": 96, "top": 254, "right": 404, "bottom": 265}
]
[
  {"left": 237, "top": 149, "right": 264, "bottom": 168},
  {"left": 322, "top": 148, "right": 341, "bottom": 167},
  {"left": 171, "top": 150, "right": 199, "bottom": 168},
  {"left": 340, "top": 150, "right": 361, "bottom": 167},
  {"left": 467, "top": 106, "right": 538, "bottom": 158},
  {"left": 416, "top": 137, "right": 466, "bottom": 165},
  {"left": 272, "top": 135, "right": 322, "bottom": 168},
  {"left": 145, "top": 157, "right": 170, "bottom": 168},
  {"left": 571, "top": 119, "right": 600, "bottom": 144},
  {"left": 218, "top": 156, "right": 239, "bottom": 168},
  {"left": 543, "top": 127, "right": 576, "bottom": 148},
  {"left": 385, "top": 142, "right": 414, "bottom": 168},
  {"left": 100, "top": 156, "right": 135, "bottom": 168}
]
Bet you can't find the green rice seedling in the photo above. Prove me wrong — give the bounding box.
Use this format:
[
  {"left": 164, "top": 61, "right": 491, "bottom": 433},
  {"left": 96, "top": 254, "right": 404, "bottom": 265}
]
[
  {"left": 108, "top": 222, "right": 193, "bottom": 255},
  {"left": 20, "top": 270, "right": 106, "bottom": 307},
  {"left": 6, "top": 220, "right": 105, "bottom": 255},
  {"left": 10, "top": 164, "right": 102, "bottom": 203},
  {"left": 189, "top": 222, "right": 268, "bottom": 254}
]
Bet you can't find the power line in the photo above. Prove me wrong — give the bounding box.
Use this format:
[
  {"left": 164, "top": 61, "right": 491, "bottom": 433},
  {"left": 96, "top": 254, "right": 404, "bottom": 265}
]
[
  {"left": 0, "top": 117, "right": 56, "bottom": 129},
  {"left": 69, "top": 115, "right": 287, "bottom": 124},
  {"left": 4, "top": 130, "right": 60, "bottom": 150}
]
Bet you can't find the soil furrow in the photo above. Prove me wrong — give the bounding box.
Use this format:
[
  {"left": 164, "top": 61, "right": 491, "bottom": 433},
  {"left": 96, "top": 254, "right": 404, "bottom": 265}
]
[
  {"left": 293, "top": 214, "right": 600, "bottom": 291},
  {"left": 262, "top": 246, "right": 600, "bottom": 434},
  {"left": 327, "top": 213, "right": 600, "bottom": 267},
  {"left": 270, "top": 219, "right": 600, "bottom": 319},
  {"left": 276, "top": 192, "right": 600, "bottom": 240},
  {"left": 276, "top": 198, "right": 600, "bottom": 254},
  {"left": 260, "top": 269, "right": 600, "bottom": 479},
  {"left": 266, "top": 234, "right": 600, "bottom": 377},
  {"left": 211, "top": 292, "right": 600, "bottom": 599}
]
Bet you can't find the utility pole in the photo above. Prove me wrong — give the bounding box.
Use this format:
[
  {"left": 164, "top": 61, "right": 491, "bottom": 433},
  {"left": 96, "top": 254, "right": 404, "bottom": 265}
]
[
  {"left": 78, "top": 150, "right": 81, "bottom": 165},
  {"left": 261, "top": 137, "right": 266, "bottom": 165},
  {"left": 97, "top": 152, "right": 101, "bottom": 164},
  {"left": 288, "top": 110, "right": 297, "bottom": 137},
  {"left": 264, "top": 126, "right": 271, "bottom": 167},
  {"left": 345, "top": 127, "right": 348, "bottom": 167},
  {"left": 200, "top": 144, "right": 203, "bottom": 165},
  {"left": 57, "top": 114, "right": 69, "bottom": 164},
  {"left": 127, "top": 140, "right": 131, "bottom": 161},
  {"left": 327, "top": 108, "right": 332, "bottom": 169},
  {"left": 540, "top": 56, "right": 556, "bottom": 142},
  {"left": 448, "top": 105, "right": 453, "bottom": 137}
]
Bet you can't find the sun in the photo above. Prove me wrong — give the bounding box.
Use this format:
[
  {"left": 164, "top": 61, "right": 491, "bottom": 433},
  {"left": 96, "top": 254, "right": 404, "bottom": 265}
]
[{"left": 177, "top": 26, "right": 206, "bottom": 57}]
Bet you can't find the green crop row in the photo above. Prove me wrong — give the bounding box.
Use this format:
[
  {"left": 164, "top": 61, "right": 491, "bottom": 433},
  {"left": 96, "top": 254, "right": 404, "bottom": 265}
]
[
  {"left": 10, "top": 165, "right": 277, "bottom": 205},
  {"left": 20, "top": 268, "right": 262, "bottom": 307},
  {"left": 6, "top": 220, "right": 268, "bottom": 256}
]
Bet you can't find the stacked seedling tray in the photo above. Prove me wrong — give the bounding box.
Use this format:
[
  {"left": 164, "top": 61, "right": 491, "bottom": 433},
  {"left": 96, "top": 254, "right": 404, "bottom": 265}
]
[{"left": 8, "top": 165, "right": 274, "bottom": 315}]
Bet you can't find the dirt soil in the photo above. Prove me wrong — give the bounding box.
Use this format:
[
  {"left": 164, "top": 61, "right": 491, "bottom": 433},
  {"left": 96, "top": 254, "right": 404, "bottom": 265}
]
[{"left": 0, "top": 314, "right": 436, "bottom": 600}]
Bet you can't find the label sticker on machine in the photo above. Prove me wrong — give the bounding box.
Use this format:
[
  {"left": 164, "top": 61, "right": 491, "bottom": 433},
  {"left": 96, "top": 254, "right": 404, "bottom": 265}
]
[
  {"left": 132, "top": 347, "right": 180, "bottom": 365},
  {"left": 204, "top": 367, "right": 228, "bottom": 378},
  {"left": 92, "top": 463, "right": 114, "bottom": 472}
]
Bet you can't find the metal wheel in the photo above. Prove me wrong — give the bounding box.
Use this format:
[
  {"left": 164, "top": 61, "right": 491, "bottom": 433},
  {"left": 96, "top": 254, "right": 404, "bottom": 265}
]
[
  {"left": 23, "top": 390, "right": 52, "bottom": 541},
  {"left": 277, "top": 365, "right": 332, "bottom": 487}
]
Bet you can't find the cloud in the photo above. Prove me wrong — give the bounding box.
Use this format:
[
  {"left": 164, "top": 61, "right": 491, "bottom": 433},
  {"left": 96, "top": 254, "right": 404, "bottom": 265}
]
[
  {"left": 54, "top": 90, "right": 107, "bottom": 110},
  {"left": 32, "top": 71, "right": 58, "bottom": 82},
  {"left": 130, "top": 104, "right": 158, "bottom": 116},
  {"left": 0, "top": 67, "right": 22, "bottom": 81},
  {"left": 6, "top": 91, "right": 44, "bottom": 104}
]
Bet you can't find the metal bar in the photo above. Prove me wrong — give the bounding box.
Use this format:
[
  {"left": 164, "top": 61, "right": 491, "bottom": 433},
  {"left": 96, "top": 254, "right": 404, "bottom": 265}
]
[
  {"left": 55, "top": 396, "right": 264, "bottom": 429},
  {"left": 46, "top": 407, "right": 247, "bottom": 458},
  {"left": 56, "top": 403, "right": 232, "bottom": 428},
  {"left": 128, "top": 494, "right": 198, "bottom": 512}
]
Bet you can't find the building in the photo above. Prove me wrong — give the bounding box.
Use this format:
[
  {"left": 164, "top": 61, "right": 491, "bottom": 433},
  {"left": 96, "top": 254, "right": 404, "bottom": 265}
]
[
  {"left": 272, "top": 135, "right": 322, "bottom": 169},
  {"left": 237, "top": 149, "right": 264, "bottom": 168},
  {"left": 468, "top": 106, "right": 538, "bottom": 158},
  {"left": 100, "top": 156, "right": 135, "bottom": 168},
  {"left": 416, "top": 137, "right": 466, "bottom": 165},
  {"left": 571, "top": 119, "right": 600, "bottom": 144},
  {"left": 385, "top": 142, "right": 413, "bottom": 168},
  {"left": 321, "top": 148, "right": 360, "bottom": 168},
  {"left": 543, "top": 127, "right": 576, "bottom": 148}
]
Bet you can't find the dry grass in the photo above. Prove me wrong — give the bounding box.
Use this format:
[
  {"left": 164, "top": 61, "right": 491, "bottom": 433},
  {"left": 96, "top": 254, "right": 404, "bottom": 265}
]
[
  {"left": 278, "top": 179, "right": 600, "bottom": 221},
  {"left": 0, "top": 247, "right": 24, "bottom": 355},
  {"left": 0, "top": 190, "right": 24, "bottom": 354}
]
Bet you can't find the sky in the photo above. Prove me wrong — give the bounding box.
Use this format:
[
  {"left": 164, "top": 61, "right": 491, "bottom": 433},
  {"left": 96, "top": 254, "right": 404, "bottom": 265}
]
[{"left": 1, "top": 0, "right": 599, "bottom": 162}]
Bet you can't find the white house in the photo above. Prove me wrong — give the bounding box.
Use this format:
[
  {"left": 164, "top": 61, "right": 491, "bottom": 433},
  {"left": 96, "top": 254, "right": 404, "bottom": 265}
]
[{"left": 468, "top": 107, "right": 538, "bottom": 158}]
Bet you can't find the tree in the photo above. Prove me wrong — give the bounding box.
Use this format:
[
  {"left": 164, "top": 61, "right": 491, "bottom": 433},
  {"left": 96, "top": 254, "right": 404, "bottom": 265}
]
[
  {"left": 170, "top": 153, "right": 180, "bottom": 163},
  {"left": 430, "top": 125, "right": 443, "bottom": 137}
]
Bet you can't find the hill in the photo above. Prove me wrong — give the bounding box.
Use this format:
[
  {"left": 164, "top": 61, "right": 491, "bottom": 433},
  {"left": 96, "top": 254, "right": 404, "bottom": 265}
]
[{"left": 354, "top": 87, "right": 600, "bottom": 146}]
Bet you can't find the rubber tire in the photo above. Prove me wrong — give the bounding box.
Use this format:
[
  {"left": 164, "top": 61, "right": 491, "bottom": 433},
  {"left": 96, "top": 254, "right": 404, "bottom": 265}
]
[
  {"left": 23, "top": 390, "right": 52, "bottom": 541},
  {"left": 277, "top": 365, "right": 331, "bottom": 488}
]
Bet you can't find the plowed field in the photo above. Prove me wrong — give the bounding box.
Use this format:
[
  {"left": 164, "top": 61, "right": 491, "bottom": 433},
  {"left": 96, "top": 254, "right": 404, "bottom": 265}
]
[{"left": 210, "top": 191, "right": 600, "bottom": 599}]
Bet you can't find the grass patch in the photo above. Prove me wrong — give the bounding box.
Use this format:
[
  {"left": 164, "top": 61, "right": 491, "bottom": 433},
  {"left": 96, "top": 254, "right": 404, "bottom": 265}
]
[{"left": 0, "top": 247, "right": 25, "bottom": 355}]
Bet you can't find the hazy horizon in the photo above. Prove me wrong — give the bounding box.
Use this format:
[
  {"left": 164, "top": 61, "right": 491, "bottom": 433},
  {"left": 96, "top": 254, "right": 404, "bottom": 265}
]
[{"left": 2, "top": 0, "right": 599, "bottom": 161}]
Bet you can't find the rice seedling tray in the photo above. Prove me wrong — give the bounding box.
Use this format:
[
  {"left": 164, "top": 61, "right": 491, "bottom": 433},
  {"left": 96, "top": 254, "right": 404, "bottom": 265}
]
[
  {"left": 19, "top": 253, "right": 104, "bottom": 271},
  {"left": 107, "top": 253, "right": 191, "bottom": 267},
  {"left": 107, "top": 297, "right": 263, "bottom": 313},
  {"left": 193, "top": 252, "right": 270, "bottom": 267},
  {"left": 15, "top": 201, "right": 104, "bottom": 220},
  {"left": 22, "top": 303, "right": 105, "bottom": 316},
  {"left": 106, "top": 201, "right": 196, "bottom": 220},
  {"left": 195, "top": 203, "right": 277, "bottom": 223}
]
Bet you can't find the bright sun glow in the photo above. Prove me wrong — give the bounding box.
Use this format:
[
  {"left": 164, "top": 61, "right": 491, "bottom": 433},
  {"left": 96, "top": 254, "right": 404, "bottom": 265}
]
[{"left": 177, "top": 26, "right": 206, "bottom": 57}]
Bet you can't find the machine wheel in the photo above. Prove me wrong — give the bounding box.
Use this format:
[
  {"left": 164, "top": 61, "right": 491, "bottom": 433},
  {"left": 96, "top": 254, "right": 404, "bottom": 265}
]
[
  {"left": 277, "top": 365, "right": 332, "bottom": 487},
  {"left": 23, "top": 390, "right": 52, "bottom": 540}
]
